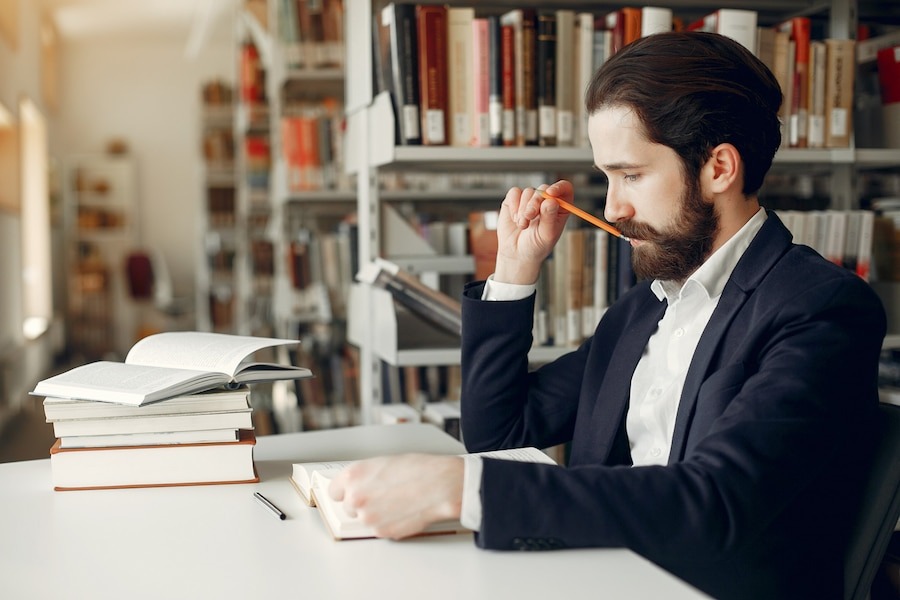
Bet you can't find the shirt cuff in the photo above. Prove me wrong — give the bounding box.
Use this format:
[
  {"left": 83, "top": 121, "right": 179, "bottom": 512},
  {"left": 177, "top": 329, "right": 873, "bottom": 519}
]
[
  {"left": 482, "top": 274, "right": 538, "bottom": 301},
  {"left": 460, "top": 455, "right": 484, "bottom": 531}
]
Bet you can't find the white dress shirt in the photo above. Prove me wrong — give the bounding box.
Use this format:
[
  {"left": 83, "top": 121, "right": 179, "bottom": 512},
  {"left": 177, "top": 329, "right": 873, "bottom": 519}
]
[{"left": 459, "top": 208, "right": 767, "bottom": 531}]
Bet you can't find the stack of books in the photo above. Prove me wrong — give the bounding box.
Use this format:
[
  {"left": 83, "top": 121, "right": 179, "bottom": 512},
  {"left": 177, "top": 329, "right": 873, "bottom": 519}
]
[
  {"left": 32, "top": 331, "right": 315, "bottom": 491},
  {"left": 43, "top": 387, "right": 259, "bottom": 491}
]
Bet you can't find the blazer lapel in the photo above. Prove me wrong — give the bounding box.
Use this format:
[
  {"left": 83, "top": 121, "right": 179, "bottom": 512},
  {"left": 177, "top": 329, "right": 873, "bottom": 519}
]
[{"left": 669, "top": 212, "right": 793, "bottom": 462}]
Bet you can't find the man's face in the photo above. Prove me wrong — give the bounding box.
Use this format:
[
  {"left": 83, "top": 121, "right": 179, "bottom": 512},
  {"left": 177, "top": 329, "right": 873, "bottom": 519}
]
[{"left": 588, "top": 106, "right": 718, "bottom": 282}]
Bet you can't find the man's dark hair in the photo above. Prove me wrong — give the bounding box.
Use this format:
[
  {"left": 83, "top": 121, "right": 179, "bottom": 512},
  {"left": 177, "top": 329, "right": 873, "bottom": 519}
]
[{"left": 585, "top": 31, "right": 783, "bottom": 195}]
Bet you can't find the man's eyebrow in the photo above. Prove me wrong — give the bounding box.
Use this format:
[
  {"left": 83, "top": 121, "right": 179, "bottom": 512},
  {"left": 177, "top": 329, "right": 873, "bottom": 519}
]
[{"left": 598, "top": 162, "right": 645, "bottom": 171}]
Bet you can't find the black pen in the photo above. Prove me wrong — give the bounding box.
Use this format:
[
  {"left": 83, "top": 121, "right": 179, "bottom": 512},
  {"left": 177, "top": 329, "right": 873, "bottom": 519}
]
[{"left": 253, "top": 491, "right": 286, "bottom": 520}]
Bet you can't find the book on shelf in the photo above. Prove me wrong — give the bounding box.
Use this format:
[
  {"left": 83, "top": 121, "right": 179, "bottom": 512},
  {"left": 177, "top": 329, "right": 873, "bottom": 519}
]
[
  {"left": 487, "top": 15, "right": 503, "bottom": 146},
  {"left": 31, "top": 332, "right": 312, "bottom": 406},
  {"left": 356, "top": 257, "right": 462, "bottom": 336},
  {"left": 687, "top": 8, "right": 756, "bottom": 53},
  {"left": 292, "top": 446, "right": 556, "bottom": 540},
  {"left": 422, "top": 400, "right": 462, "bottom": 441},
  {"left": 807, "top": 40, "right": 827, "bottom": 148},
  {"left": 777, "top": 16, "right": 812, "bottom": 148},
  {"left": 469, "top": 209, "right": 499, "bottom": 282},
  {"left": 49, "top": 430, "right": 259, "bottom": 491},
  {"left": 499, "top": 18, "right": 516, "bottom": 146},
  {"left": 378, "top": 2, "right": 422, "bottom": 145},
  {"left": 447, "top": 7, "right": 475, "bottom": 147},
  {"left": 416, "top": 4, "right": 449, "bottom": 145},
  {"left": 472, "top": 16, "right": 491, "bottom": 147},
  {"left": 536, "top": 10, "right": 557, "bottom": 147},
  {"left": 554, "top": 9, "right": 574, "bottom": 148},
  {"left": 824, "top": 38, "right": 856, "bottom": 148}
]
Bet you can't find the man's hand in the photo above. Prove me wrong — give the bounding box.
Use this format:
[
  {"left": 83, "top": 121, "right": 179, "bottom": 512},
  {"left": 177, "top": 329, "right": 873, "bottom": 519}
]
[
  {"left": 494, "top": 180, "right": 573, "bottom": 285},
  {"left": 328, "top": 454, "right": 465, "bottom": 540}
]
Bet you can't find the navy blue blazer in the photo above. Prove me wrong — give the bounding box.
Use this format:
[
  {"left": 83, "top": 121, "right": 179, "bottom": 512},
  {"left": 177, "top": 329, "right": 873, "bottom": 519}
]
[{"left": 460, "top": 212, "right": 886, "bottom": 600}]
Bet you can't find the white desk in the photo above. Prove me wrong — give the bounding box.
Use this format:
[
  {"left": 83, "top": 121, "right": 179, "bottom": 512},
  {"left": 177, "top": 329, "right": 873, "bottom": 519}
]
[{"left": 0, "top": 424, "right": 707, "bottom": 599}]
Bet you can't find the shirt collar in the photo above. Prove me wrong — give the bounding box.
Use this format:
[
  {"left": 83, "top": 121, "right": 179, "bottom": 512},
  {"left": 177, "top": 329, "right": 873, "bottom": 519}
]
[{"left": 650, "top": 207, "right": 767, "bottom": 303}]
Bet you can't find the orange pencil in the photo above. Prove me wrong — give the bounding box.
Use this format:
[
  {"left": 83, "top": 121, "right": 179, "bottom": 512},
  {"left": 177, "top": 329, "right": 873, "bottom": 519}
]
[{"left": 538, "top": 190, "right": 631, "bottom": 241}]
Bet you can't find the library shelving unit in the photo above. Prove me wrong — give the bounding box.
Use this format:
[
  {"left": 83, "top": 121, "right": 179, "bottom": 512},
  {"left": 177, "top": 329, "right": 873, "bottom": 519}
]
[
  {"left": 63, "top": 154, "right": 139, "bottom": 360},
  {"left": 197, "top": 84, "right": 238, "bottom": 334},
  {"left": 343, "top": 0, "right": 900, "bottom": 424}
]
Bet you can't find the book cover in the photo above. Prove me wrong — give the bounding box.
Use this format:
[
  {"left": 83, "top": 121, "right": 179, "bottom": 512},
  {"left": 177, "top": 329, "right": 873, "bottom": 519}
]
[
  {"left": 536, "top": 10, "right": 557, "bottom": 147},
  {"left": 521, "top": 9, "right": 538, "bottom": 146},
  {"left": 416, "top": 4, "right": 448, "bottom": 145},
  {"left": 49, "top": 430, "right": 259, "bottom": 491},
  {"left": 640, "top": 6, "right": 672, "bottom": 38},
  {"left": 487, "top": 15, "right": 503, "bottom": 146},
  {"left": 824, "top": 38, "right": 856, "bottom": 148},
  {"left": 447, "top": 7, "right": 475, "bottom": 147},
  {"left": 472, "top": 17, "right": 491, "bottom": 147},
  {"left": 500, "top": 22, "right": 516, "bottom": 146},
  {"left": 808, "top": 40, "right": 827, "bottom": 148},
  {"left": 778, "top": 17, "right": 811, "bottom": 147},
  {"left": 380, "top": 2, "right": 422, "bottom": 145},
  {"left": 554, "top": 9, "right": 575, "bottom": 147}
]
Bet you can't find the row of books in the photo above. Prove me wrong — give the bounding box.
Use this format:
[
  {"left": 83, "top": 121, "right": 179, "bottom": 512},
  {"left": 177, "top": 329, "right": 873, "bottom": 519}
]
[
  {"left": 775, "top": 209, "right": 875, "bottom": 280},
  {"left": 373, "top": 4, "right": 865, "bottom": 150},
  {"left": 277, "top": 0, "right": 345, "bottom": 70},
  {"left": 280, "top": 97, "right": 352, "bottom": 192}
]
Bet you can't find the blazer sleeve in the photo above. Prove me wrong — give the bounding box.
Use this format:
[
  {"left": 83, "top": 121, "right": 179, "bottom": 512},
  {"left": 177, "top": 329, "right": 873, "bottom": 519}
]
[{"left": 460, "top": 280, "right": 592, "bottom": 452}]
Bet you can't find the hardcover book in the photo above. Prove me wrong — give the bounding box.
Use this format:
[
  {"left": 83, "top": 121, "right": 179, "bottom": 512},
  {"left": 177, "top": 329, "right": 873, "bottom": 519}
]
[{"left": 49, "top": 429, "right": 259, "bottom": 491}]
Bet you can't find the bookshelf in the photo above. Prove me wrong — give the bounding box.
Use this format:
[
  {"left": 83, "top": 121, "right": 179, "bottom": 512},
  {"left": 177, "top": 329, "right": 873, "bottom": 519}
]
[
  {"left": 64, "top": 154, "right": 139, "bottom": 360},
  {"left": 197, "top": 81, "right": 238, "bottom": 334},
  {"left": 343, "top": 0, "right": 900, "bottom": 424},
  {"left": 202, "top": 0, "right": 356, "bottom": 432}
]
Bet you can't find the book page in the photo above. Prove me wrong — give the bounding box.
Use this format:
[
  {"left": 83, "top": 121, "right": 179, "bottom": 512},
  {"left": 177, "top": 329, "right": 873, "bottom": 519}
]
[
  {"left": 290, "top": 462, "right": 348, "bottom": 506},
  {"left": 31, "top": 362, "right": 223, "bottom": 405},
  {"left": 125, "top": 332, "right": 299, "bottom": 377}
]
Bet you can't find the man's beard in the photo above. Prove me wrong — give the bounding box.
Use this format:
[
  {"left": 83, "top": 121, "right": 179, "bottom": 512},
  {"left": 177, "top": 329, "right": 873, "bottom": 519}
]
[{"left": 615, "top": 179, "right": 718, "bottom": 283}]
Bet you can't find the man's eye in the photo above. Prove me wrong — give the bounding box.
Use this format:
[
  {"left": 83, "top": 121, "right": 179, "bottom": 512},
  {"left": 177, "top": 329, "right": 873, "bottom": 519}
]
[{"left": 624, "top": 174, "right": 639, "bottom": 182}]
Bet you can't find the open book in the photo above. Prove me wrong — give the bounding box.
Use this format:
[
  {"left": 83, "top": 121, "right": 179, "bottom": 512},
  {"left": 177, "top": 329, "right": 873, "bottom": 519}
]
[
  {"left": 31, "top": 332, "right": 312, "bottom": 406},
  {"left": 291, "top": 446, "right": 556, "bottom": 540},
  {"left": 356, "top": 257, "right": 462, "bottom": 336}
]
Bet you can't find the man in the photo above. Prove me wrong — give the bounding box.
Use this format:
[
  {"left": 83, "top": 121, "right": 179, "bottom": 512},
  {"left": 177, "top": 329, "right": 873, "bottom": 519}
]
[{"left": 330, "top": 31, "right": 886, "bottom": 599}]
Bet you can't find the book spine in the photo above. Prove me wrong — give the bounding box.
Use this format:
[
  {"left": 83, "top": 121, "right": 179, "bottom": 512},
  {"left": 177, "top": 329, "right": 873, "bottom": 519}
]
[
  {"left": 554, "top": 10, "right": 575, "bottom": 147},
  {"left": 714, "top": 9, "right": 757, "bottom": 54},
  {"left": 824, "top": 38, "right": 856, "bottom": 148},
  {"left": 472, "top": 18, "right": 491, "bottom": 147},
  {"left": 536, "top": 11, "right": 557, "bottom": 147},
  {"left": 500, "top": 23, "right": 517, "bottom": 146},
  {"left": 488, "top": 15, "right": 503, "bottom": 146},
  {"left": 387, "top": 3, "right": 422, "bottom": 145},
  {"left": 416, "top": 5, "right": 449, "bottom": 145},
  {"left": 447, "top": 7, "right": 475, "bottom": 147},
  {"left": 808, "top": 40, "right": 827, "bottom": 148},
  {"left": 521, "top": 10, "right": 538, "bottom": 146}
]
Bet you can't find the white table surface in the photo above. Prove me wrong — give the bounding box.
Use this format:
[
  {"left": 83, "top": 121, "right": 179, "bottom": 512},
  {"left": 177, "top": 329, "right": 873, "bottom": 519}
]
[{"left": 0, "top": 423, "right": 707, "bottom": 599}]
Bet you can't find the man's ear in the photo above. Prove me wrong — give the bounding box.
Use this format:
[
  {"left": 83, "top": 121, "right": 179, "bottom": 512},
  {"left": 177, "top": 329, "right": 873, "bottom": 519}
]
[{"left": 700, "top": 143, "right": 742, "bottom": 195}]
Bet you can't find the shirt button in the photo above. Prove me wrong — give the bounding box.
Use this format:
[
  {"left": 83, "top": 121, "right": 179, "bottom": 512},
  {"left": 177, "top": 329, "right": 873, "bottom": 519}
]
[
  {"left": 650, "top": 447, "right": 662, "bottom": 457},
  {"left": 673, "top": 328, "right": 685, "bottom": 337}
]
